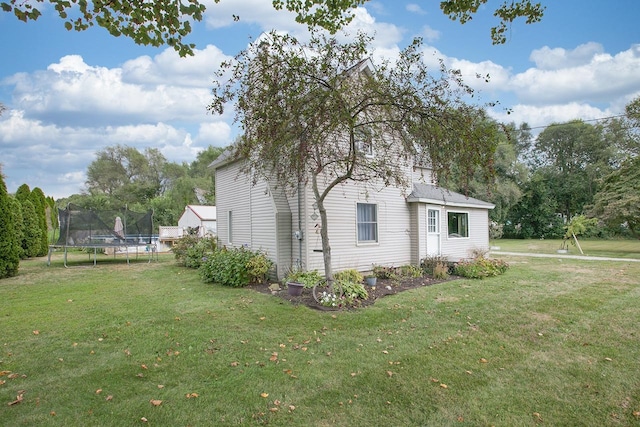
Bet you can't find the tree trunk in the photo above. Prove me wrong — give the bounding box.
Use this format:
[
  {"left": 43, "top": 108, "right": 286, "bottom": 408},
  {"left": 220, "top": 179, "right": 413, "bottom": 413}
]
[{"left": 311, "top": 173, "right": 334, "bottom": 286}]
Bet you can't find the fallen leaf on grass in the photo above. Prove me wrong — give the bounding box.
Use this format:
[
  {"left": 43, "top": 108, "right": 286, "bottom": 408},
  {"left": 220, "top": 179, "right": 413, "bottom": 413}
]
[
  {"left": 186, "top": 393, "right": 199, "bottom": 398},
  {"left": 150, "top": 399, "right": 162, "bottom": 406},
  {"left": 440, "top": 384, "right": 448, "bottom": 389},
  {"left": 386, "top": 371, "right": 393, "bottom": 377},
  {"left": 50, "top": 411, "right": 56, "bottom": 416},
  {"left": 260, "top": 393, "right": 269, "bottom": 398},
  {"left": 269, "top": 352, "right": 278, "bottom": 362},
  {"left": 479, "top": 358, "right": 488, "bottom": 363},
  {"left": 0, "top": 371, "right": 10, "bottom": 377},
  {"left": 96, "top": 389, "right": 102, "bottom": 394},
  {"left": 8, "top": 392, "right": 24, "bottom": 406},
  {"left": 632, "top": 410, "right": 640, "bottom": 418},
  {"left": 106, "top": 395, "right": 113, "bottom": 401},
  {"left": 7, "top": 373, "right": 19, "bottom": 379},
  {"left": 141, "top": 417, "right": 148, "bottom": 422},
  {"left": 33, "top": 330, "right": 39, "bottom": 335}
]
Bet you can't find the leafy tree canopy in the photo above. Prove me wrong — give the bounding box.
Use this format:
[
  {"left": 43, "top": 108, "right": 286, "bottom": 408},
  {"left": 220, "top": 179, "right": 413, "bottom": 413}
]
[
  {"left": 1, "top": 0, "right": 545, "bottom": 56},
  {"left": 588, "top": 156, "right": 640, "bottom": 238}
]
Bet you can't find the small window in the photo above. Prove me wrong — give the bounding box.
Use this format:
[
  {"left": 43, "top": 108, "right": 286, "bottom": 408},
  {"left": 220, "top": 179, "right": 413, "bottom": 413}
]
[
  {"left": 356, "top": 139, "right": 374, "bottom": 157},
  {"left": 227, "top": 210, "right": 233, "bottom": 244},
  {"left": 357, "top": 203, "right": 378, "bottom": 243},
  {"left": 447, "top": 212, "right": 468, "bottom": 238},
  {"left": 355, "top": 128, "right": 374, "bottom": 157}
]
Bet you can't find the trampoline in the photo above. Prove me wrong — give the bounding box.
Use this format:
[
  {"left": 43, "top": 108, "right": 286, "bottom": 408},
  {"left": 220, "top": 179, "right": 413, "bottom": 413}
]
[{"left": 47, "top": 204, "right": 156, "bottom": 267}]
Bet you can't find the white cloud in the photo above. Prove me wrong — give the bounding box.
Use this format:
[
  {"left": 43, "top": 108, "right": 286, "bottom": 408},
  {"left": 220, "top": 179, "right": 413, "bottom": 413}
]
[
  {"left": 511, "top": 44, "right": 640, "bottom": 105},
  {"left": 8, "top": 52, "right": 215, "bottom": 127},
  {"left": 406, "top": 4, "right": 426, "bottom": 15},
  {"left": 489, "top": 102, "right": 612, "bottom": 134},
  {"left": 203, "top": 0, "right": 305, "bottom": 32},
  {"left": 529, "top": 42, "right": 604, "bottom": 70}
]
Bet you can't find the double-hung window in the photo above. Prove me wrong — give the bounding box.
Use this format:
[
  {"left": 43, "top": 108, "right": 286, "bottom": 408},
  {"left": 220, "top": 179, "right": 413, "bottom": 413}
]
[
  {"left": 447, "top": 212, "right": 468, "bottom": 238},
  {"left": 357, "top": 203, "right": 378, "bottom": 243}
]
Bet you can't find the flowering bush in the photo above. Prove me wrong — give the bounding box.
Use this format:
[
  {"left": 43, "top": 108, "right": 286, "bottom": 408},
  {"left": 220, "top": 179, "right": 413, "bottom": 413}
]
[
  {"left": 318, "top": 291, "right": 341, "bottom": 307},
  {"left": 454, "top": 256, "right": 509, "bottom": 279}
]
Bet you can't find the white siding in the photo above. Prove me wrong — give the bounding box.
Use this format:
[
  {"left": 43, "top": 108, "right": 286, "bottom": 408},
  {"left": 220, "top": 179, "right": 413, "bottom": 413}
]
[
  {"left": 215, "top": 161, "right": 252, "bottom": 248},
  {"left": 249, "top": 179, "right": 277, "bottom": 255},
  {"left": 300, "top": 179, "right": 413, "bottom": 274},
  {"left": 441, "top": 208, "right": 490, "bottom": 261}
]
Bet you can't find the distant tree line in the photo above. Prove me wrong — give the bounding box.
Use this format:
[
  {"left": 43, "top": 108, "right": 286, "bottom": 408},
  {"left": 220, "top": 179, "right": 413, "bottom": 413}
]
[
  {"left": 442, "top": 96, "right": 640, "bottom": 240},
  {"left": 57, "top": 144, "right": 226, "bottom": 229}
]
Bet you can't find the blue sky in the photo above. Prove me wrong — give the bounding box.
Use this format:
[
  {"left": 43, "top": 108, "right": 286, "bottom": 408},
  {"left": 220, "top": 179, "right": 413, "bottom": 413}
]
[{"left": 1, "top": 0, "right": 640, "bottom": 199}]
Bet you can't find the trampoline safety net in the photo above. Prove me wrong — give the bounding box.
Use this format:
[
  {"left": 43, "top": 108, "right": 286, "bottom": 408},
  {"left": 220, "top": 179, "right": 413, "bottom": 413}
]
[{"left": 55, "top": 204, "right": 154, "bottom": 247}]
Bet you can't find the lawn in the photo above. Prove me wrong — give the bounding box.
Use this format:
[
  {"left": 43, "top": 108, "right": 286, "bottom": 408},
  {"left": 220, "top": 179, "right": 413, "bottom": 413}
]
[
  {"left": 491, "top": 238, "right": 640, "bottom": 259},
  {"left": 1, "top": 251, "right": 639, "bottom": 426}
]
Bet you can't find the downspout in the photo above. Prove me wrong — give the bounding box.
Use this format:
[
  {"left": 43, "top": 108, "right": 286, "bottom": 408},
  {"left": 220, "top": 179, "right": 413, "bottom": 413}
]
[{"left": 297, "top": 180, "right": 303, "bottom": 270}]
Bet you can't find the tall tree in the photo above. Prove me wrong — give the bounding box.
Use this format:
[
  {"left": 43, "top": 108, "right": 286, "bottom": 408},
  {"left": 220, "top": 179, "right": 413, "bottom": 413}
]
[
  {"left": 29, "top": 187, "right": 50, "bottom": 256},
  {"left": 2, "top": 0, "right": 545, "bottom": 56},
  {"left": 85, "top": 145, "right": 167, "bottom": 206},
  {"left": 504, "top": 171, "right": 564, "bottom": 239},
  {"left": 440, "top": 122, "right": 527, "bottom": 228},
  {"left": 533, "top": 120, "right": 612, "bottom": 220},
  {"left": 0, "top": 168, "right": 20, "bottom": 278},
  {"left": 19, "top": 198, "right": 42, "bottom": 258},
  {"left": 210, "top": 31, "right": 498, "bottom": 282},
  {"left": 588, "top": 150, "right": 640, "bottom": 238}
]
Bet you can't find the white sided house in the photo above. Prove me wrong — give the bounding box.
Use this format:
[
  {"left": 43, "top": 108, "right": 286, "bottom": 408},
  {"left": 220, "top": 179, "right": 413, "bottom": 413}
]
[
  {"left": 211, "top": 151, "right": 494, "bottom": 280},
  {"left": 178, "top": 205, "right": 217, "bottom": 236}
]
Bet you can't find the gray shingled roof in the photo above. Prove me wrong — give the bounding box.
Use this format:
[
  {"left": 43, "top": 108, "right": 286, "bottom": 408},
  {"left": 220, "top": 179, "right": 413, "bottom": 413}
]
[
  {"left": 407, "top": 183, "right": 494, "bottom": 209},
  {"left": 208, "top": 147, "right": 235, "bottom": 169}
]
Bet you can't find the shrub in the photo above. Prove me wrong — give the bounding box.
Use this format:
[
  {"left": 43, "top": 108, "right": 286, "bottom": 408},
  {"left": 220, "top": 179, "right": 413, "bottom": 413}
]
[
  {"left": 200, "top": 247, "right": 272, "bottom": 287},
  {"left": 283, "top": 269, "right": 323, "bottom": 289},
  {"left": 172, "top": 235, "right": 200, "bottom": 266},
  {"left": 172, "top": 236, "right": 217, "bottom": 269},
  {"left": 421, "top": 255, "right": 449, "bottom": 275},
  {"left": 454, "top": 256, "right": 509, "bottom": 279},
  {"left": 372, "top": 265, "right": 398, "bottom": 280},
  {"left": 433, "top": 262, "right": 450, "bottom": 280},
  {"left": 334, "top": 269, "right": 363, "bottom": 284},
  {"left": 339, "top": 280, "right": 368, "bottom": 302},
  {"left": 399, "top": 264, "right": 422, "bottom": 278}
]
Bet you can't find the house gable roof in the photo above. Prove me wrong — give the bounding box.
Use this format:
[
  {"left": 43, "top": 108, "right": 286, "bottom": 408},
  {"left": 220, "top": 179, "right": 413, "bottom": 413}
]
[
  {"left": 407, "top": 183, "right": 494, "bottom": 209},
  {"left": 185, "top": 205, "right": 217, "bottom": 220},
  {"left": 208, "top": 147, "right": 236, "bottom": 170}
]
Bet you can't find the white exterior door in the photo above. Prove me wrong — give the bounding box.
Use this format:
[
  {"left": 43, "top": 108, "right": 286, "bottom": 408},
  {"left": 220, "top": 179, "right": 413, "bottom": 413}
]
[{"left": 427, "top": 208, "right": 441, "bottom": 256}]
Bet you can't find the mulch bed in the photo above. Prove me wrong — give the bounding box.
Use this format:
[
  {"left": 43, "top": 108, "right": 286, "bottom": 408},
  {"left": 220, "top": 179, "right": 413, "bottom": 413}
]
[{"left": 245, "top": 275, "right": 456, "bottom": 310}]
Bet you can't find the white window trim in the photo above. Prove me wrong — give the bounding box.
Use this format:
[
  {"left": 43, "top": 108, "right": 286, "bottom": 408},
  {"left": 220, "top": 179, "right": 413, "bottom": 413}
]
[
  {"left": 356, "top": 139, "right": 374, "bottom": 158},
  {"left": 356, "top": 202, "right": 379, "bottom": 245},
  {"left": 446, "top": 210, "right": 470, "bottom": 239}
]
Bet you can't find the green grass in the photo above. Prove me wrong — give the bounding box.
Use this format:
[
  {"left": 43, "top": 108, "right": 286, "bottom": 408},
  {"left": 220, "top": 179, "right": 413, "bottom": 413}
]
[
  {"left": 492, "top": 238, "right": 640, "bottom": 259},
  {"left": 1, "top": 251, "right": 640, "bottom": 426}
]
